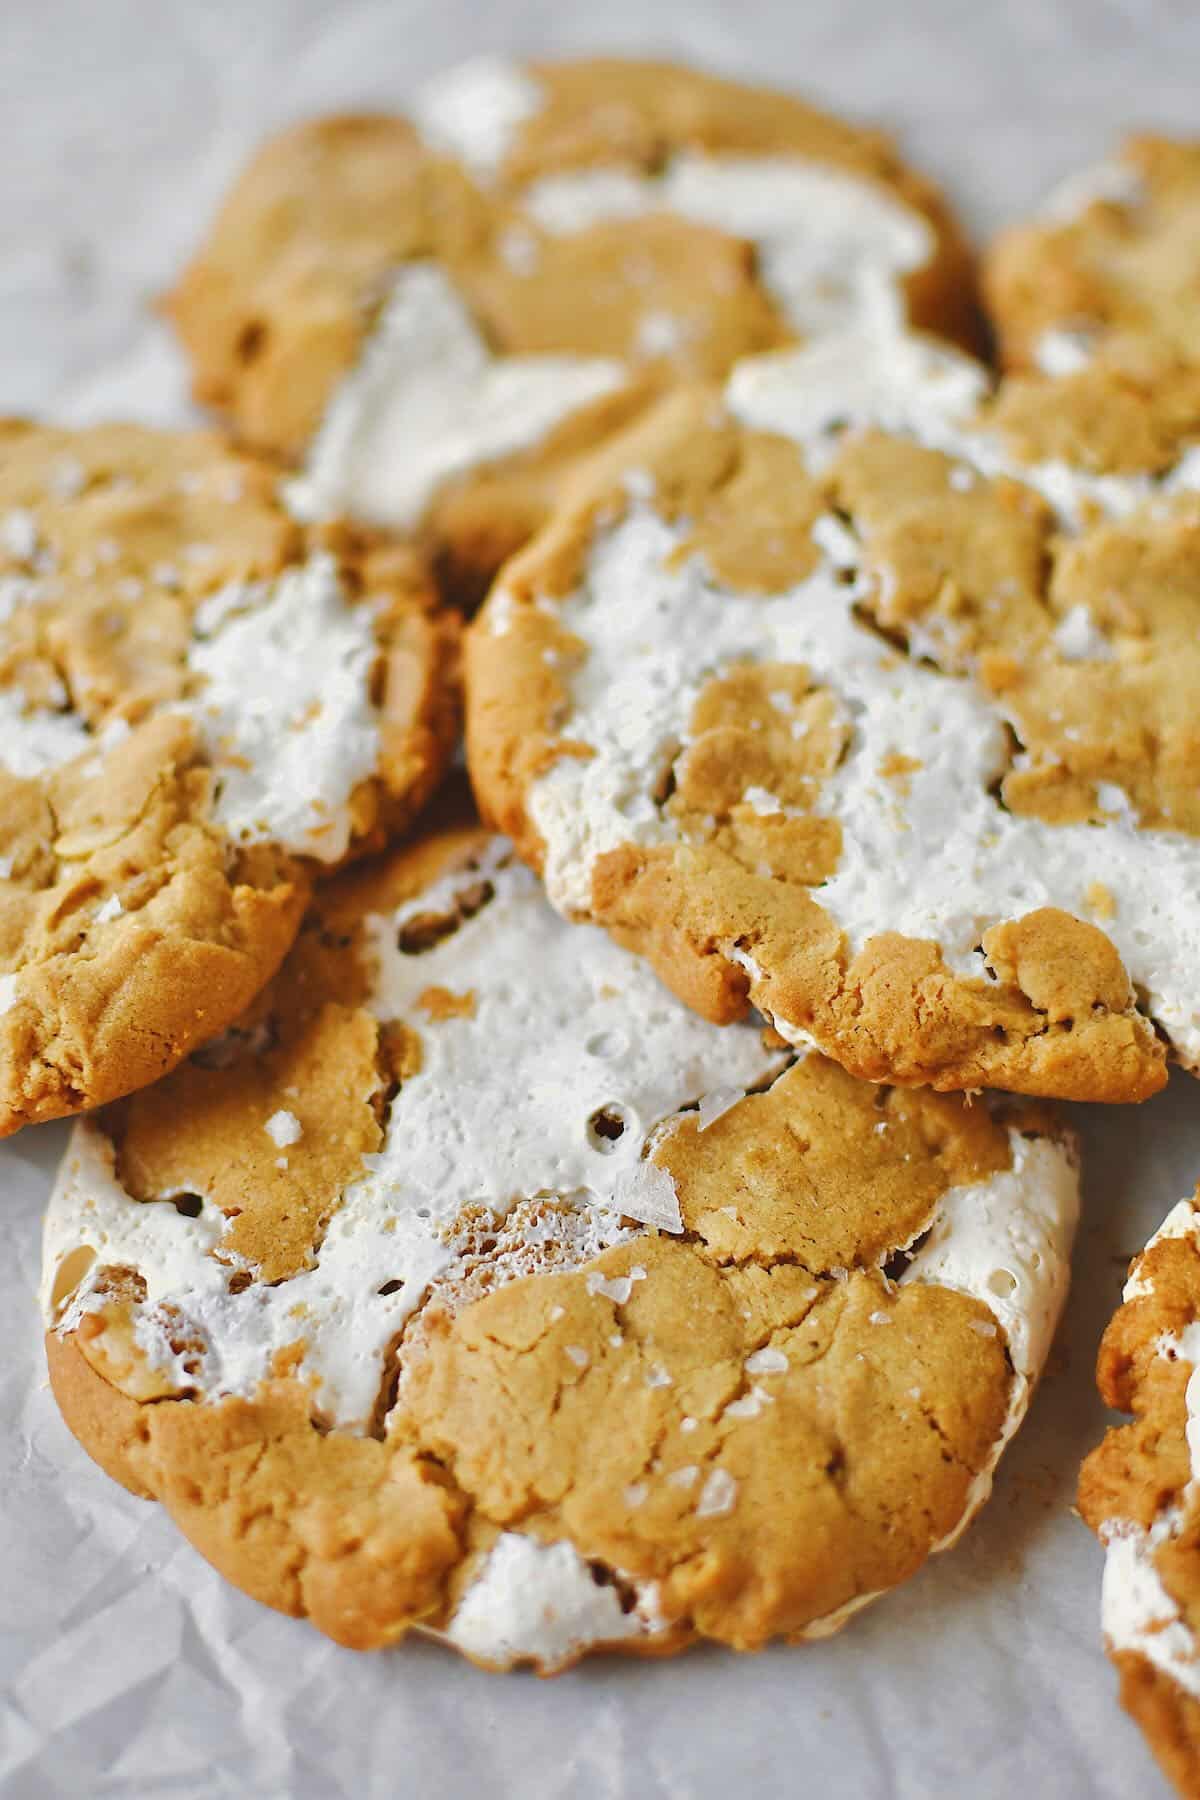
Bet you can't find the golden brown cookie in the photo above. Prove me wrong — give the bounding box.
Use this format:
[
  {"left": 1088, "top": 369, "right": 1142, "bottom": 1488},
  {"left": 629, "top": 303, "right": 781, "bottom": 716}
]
[
  {"left": 985, "top": 135, "right": 1200, "bottom": 374},
  {"left": 1079, "top": 1195, "right": 1200, "bottom": 1800},
  {"left": 41, "top": 807, "right": 1078, "bottom": 1668},
  {"left": 464, "top": 328, "right": 1200, "bottom": 1103},
  {"left": 0, "top": 420, "right": 458, "bottom": 1134},
  {"left": 165, "top": 56, "right": 977, "bottom": 602}
]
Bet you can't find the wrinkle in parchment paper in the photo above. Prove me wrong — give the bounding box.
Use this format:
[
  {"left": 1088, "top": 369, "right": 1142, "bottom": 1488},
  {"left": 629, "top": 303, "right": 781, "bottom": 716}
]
[{"left": 5, "top": 3, "right": 1200, "bottom": 1793}]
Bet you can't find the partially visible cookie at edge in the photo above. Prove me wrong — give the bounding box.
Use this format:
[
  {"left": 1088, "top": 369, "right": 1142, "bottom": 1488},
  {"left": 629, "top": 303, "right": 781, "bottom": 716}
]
[
  {"left": 1080, "top": 1195, "right": 1200, "bottom": 1800},
  {"left": 165, "top": 55, "right": 978, "bottom": 601},
  {"left": 464, "top": 327, "right": 1200, "bottom": 1101},
  {"left": 985, "top": 135, "right": 1200, "bottom": 374},
  {"left": 41, "top": 805, "right": 1078, "bottom": 1668},
  {"left": 0, "top": 420, "right": 459, "bottom": 1134}
]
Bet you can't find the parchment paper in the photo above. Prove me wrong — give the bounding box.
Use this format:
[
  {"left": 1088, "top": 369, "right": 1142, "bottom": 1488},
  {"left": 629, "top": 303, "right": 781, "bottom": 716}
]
[{"left": 4, "top": 3, "right": 1200, "bottom": 1793}]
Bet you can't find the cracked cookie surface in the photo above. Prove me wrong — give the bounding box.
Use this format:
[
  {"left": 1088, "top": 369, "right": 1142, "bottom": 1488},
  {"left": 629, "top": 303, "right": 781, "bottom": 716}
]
[
  {"left": 41, "top": 807, "right": 1077, "bottom": 1668},
  {"left": 1080, "top": 1196, "right": 1200, "bottom": 1800},
  {"left": 166, "top": 55, "right": 976, "bottom": 602},
  {"left": 0, "top": 420, "right": 458, "bottom": 1133},
  {"left": 465, "top": 327, "right": 1200, "bottom": 1101},
  {"left": 985, "top": 135, "right": 1200, "bottom": 375}
]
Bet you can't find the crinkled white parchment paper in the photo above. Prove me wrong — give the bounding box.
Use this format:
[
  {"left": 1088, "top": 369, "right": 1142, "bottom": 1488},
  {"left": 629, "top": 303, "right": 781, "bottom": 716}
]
[{"left": 5, "top": 2, "right": 1200, "bottom": 1793}]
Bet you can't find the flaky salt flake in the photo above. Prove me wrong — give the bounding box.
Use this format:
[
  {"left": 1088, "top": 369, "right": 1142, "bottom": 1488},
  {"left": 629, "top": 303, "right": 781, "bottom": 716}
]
[
  {"left": 93, "top": 894, "right": 123, "bottom": 925},
  {"left": 98, "top": 717, "right": 131, "bottom": 750},
  {"left": 585, "top": 1265, "right": 648, "bottom": 1305},
  {"left": 667, "top": 1465, "right": 699, "bottom": 1490},
  {"left": 724, "top": 1387, "right": 771, "bottom": 1420},
  {"left": 564, "top": 1344, "right": 590, "bottom": 1368},
  {"left": 645, "top": 1364, "right": 672, "bottom": 1389},
  {"left": 680, "top": 1416, "right": 698, "bottom": 1434},
  {"left": 1, "top": 510, "right": 38, "bottom": 561},
  {"left": 697, "top": 1087, "right": 744, "bottom": 1132},
  {"left": 612, "top": 1160, "right": 683, "bottom": 1234},
  {"left": 549, "top": 1305, "right": 565, "bottom": 1322},
  {"left": 745, "top": 1346, "right": 789, "bottom": 1376},
  {"left": 609, "top": 1333, "right": 624, "bottom": 1349},
  {"left": 743, "top": 785, "right": 783, "bottom": 817},
  {"left": 696, "top": 1469, "right": 738, "bottom": 1519},
  {"left": 48, "top": 458, "right": 86, "bottom": 500},
  {"left": 624, "top": 1482, "right": 648, "bottom": 1508},
  {"left": 498, "top": 225, "right": 540, "bottom": 275},
  {"left": 868, "top": 1310, "right": 893, "bottom": 1326},
  {"left": 969, "top": 1318, "right": 999, "bottom": 1338},
  {"left": 622, "top": 468, "right": 655, "bottom": 501},
  {"left": 265, "top": 1109, "right": 302, "bottom": 1148}
]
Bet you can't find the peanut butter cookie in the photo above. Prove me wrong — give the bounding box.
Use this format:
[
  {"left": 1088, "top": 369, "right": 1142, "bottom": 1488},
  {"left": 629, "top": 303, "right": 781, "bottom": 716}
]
[
  {"left": 41, "top": 808, "right": 1077, "bottom": 1668},
  {"left": 166, "top": 56, "right": 977, "bottom": 601},
  {"left": 1080, "top": 1195, "right": 1200, "bottom": 1800},
  {"left": 0, "top": 420, "right": 458, "bottom": 1133},
  {"left": 465, "top": 329, "right": 1200, "bottom": 1101}
]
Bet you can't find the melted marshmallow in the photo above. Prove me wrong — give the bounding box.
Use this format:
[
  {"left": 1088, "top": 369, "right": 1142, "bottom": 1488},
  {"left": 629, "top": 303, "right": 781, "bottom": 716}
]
[
  {"left": 728, "top": 332, "right": 1188, "bottom": 526},
  {"left": 291, "top": 103, "right": 939, "bottom": 535},
  {"left": 0, "top": 551, "right": 381, "bottom": 861},
  {"left": 288, "top": 264, "right": 625, "bottom": 533},
  {"left": 522, "top": 154, "right": 933, "bottom": 338},
  {"left": 901, "top": 1134, "right": 1079, "bottom": 1544},
  {"left": 520, "top": 339, "right": 1200, "bottom": 1067},
  {"left": 1099, "top": 1203, "right": 1200, "bottom": 1693},
  {"left": 441, "top": 1119, "right": 1077, "bottom": 1660},
  {"left": 1101, "top": 1520, "right": 1200, "bottom": 1700},
  {"left": 0, "top": 685, "right": 91, "bottom": 778},
  {"left": 187, "top": 552, "right": 381, "bottom": 862},
  {"left": 446, "top": 1534, "right": 643, "bottom": 1669},
  {"left": 42, "top": 848, "right": 784, "bottom": 1429}
]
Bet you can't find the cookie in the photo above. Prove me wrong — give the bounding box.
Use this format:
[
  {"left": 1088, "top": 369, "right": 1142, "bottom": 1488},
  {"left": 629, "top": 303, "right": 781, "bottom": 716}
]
[
  {"left": 0, "top": 420, "right": 458, "bottom": 1134},
  {"left": 165, "top": 56, "right": 977, "bottom": 601},
  {"left": 40, "top": 806, "right": 1078, "bottom": 1667},
  {"left": 985, "top": 135, "right": 1200, "bottom": 374},
  {"left": 1079, "top": 1195, "right": 1200, "bottom": 1798},
  {"left": 464, "top": 327, "right": 1200, "bottom": 1102}
]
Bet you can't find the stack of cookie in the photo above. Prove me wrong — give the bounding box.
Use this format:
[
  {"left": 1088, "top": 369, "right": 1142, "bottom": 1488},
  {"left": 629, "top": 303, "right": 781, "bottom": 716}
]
[{"left": 6, "top": 54, "right": 1200, "bottom": 1792}]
